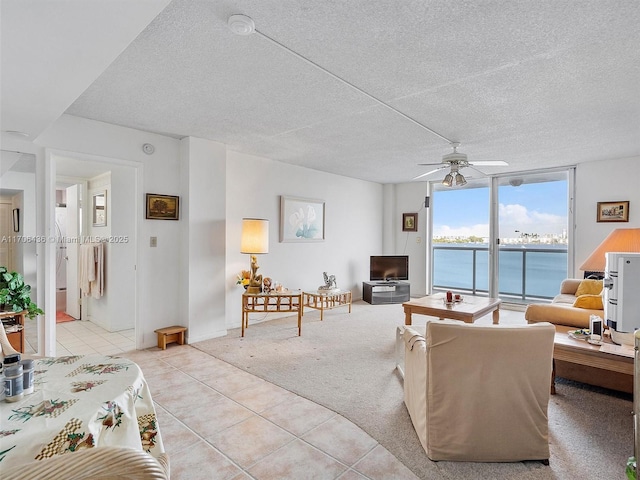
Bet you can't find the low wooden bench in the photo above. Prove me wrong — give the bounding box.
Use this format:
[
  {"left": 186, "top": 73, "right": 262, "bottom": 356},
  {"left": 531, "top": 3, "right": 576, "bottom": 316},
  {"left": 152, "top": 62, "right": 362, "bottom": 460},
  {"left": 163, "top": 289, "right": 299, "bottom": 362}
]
[{"left": 154, "top": 326, "right": 187, "bottom": 350}]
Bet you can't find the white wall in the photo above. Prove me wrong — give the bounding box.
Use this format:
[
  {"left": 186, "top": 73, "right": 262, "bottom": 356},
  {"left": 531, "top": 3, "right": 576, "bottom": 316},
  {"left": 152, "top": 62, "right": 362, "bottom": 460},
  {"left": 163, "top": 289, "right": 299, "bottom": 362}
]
[
  {"left": 224, "top": 150, "right": 383, "bottom": 330},
  {"left": 37, "top": 114, "right": 182, "bottom": 348},
  {"left": 35, "top": 115, "right": 384, "bottom": 346},
  {"left": 385, "top": 182, "right": 430, "bottom": 297},
  {"left": 574, "top": 156, "right": 640, "bottom": 276},
  {"left": 180, "top": 137, "right": 227, "bottom": 343}
]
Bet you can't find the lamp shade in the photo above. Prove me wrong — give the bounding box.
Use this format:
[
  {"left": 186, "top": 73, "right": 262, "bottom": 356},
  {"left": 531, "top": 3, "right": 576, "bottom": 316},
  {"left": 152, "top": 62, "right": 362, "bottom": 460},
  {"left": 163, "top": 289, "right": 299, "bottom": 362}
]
[
  {"left": 240, "top": 218, "right": 269, "bottom": 254},
  {"left": 579, "top": 228, "right": 640, "bottom": 272}
]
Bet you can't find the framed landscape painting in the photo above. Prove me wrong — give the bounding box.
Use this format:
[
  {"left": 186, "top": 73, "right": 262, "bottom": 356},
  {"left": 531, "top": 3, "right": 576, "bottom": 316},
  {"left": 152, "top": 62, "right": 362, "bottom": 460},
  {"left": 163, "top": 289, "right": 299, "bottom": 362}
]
[
  {"left": 280, "top": 196, "right": 325, "bottom": 242},
  {"left": 146, "top": 193, "right": 180, "bottom": 220},
  {"left": 597, "top": 201, "right": 629, "bottom": 222}
]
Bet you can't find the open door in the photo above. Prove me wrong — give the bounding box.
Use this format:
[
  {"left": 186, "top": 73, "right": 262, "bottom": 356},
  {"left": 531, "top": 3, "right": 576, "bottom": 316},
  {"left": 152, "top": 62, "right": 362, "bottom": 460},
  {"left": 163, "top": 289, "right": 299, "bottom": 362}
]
[{"left": 65, "top": 185, "right": 81, "bottom": 319}]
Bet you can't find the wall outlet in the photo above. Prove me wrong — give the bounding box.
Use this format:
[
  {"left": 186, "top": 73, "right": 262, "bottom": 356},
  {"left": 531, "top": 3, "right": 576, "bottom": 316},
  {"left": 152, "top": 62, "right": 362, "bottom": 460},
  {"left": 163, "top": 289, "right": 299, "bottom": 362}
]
[
  {"left": 416, "top": 236, "right": 422, "bottom": 243},
  {"left": 150, "top": 236, "right": 157, "bottom": 247}
]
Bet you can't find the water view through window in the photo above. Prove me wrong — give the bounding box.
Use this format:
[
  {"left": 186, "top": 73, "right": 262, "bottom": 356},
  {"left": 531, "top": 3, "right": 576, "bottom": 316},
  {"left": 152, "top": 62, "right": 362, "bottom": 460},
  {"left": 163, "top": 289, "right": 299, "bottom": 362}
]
[{"left": 432, "top": 174, "right": 569, "bottom": 301}]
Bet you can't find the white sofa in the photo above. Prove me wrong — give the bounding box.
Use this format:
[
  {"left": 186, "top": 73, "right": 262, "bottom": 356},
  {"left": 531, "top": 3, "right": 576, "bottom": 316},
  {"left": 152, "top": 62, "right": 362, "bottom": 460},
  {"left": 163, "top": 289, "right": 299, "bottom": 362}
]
[{"left": 403, "top": 321, "right": 555, "bottom": 462}]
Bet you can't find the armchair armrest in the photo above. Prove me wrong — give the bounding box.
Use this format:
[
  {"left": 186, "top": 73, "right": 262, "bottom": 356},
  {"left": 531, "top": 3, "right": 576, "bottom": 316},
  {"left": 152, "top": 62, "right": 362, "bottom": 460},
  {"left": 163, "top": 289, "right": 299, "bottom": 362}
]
[{"left": 403, "top": 327, "right": 428, "bottom": 453}]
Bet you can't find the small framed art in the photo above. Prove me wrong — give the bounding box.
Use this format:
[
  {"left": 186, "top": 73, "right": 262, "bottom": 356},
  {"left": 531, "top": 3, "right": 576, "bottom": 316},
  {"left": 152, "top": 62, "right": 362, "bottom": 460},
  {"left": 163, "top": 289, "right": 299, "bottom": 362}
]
[
  {"left": 403, "top": 213, "right": 418, "bottom": 232},
  {"left": 596, "top": 201, "right": 629, "bottom": 223},
  {"left": 146, "top": 193, "right": 180, "bottom": 220}
]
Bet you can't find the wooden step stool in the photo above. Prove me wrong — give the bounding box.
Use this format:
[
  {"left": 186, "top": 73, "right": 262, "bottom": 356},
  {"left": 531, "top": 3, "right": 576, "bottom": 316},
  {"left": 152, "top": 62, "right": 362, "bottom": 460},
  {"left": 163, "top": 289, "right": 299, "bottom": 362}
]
[{"left": 154, "top": 326, "right": 187, "bottom": 350}]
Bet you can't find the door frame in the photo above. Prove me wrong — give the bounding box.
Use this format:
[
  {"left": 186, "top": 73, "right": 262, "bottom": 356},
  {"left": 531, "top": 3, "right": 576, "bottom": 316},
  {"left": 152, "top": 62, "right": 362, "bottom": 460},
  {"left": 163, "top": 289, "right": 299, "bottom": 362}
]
[
  {"left": 42, "top": 149, "right": 142, "bottom": 356},
  {"left": 427, "top": 167, "right": 575, "bottom": 301}
]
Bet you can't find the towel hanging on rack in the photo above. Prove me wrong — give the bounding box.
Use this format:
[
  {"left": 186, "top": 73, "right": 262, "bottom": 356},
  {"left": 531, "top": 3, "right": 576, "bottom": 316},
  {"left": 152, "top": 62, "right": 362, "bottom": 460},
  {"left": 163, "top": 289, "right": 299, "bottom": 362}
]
[{"left": 80, "top": 242, "right": 104, "bottom": 298}]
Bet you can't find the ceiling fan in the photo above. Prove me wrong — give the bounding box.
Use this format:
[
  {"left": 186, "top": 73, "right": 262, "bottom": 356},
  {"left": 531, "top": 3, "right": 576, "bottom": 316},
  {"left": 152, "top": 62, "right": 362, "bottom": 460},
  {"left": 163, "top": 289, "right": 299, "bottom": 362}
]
[{"left": 413, "top": 142, "right": 508, "bottom": 186}]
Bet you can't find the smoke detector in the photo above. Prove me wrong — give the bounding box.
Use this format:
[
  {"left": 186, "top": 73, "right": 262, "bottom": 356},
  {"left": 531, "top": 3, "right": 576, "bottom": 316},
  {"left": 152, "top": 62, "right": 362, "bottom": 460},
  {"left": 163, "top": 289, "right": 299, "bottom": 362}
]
[{"left": 142, "top": 143, "right": 155, "bottom": 155}]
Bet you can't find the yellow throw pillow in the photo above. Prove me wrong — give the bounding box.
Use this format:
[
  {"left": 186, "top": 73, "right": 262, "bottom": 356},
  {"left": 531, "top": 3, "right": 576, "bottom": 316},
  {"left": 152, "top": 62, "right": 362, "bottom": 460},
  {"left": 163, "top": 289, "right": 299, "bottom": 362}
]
[
  {"left": 575, "top": 279, "right": 603, "bottom": 296},
  {"left": 573, "top": 294, "right": 603, "bottom": 310}
]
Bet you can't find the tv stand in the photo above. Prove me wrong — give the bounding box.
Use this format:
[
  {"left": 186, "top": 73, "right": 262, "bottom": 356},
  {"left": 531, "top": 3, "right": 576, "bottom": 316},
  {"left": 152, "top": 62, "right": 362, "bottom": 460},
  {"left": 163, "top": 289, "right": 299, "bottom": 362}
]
[{"left": 362, "top": 281, "right": 410, "bottom": 305}]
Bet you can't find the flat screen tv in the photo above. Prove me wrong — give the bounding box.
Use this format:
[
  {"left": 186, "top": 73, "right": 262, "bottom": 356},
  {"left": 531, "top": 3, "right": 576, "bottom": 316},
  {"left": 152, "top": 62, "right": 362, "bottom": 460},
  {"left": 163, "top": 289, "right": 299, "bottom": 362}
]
[{"left": 370, "top": 255, "right": 409, "bottom": 281}]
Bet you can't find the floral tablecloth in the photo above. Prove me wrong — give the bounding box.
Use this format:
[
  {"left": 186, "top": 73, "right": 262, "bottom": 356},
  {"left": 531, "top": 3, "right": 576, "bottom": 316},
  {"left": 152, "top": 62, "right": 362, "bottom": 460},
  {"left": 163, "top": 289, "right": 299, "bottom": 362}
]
[{"left": 0, "top": 354, "right": 164, "bottom": 467}]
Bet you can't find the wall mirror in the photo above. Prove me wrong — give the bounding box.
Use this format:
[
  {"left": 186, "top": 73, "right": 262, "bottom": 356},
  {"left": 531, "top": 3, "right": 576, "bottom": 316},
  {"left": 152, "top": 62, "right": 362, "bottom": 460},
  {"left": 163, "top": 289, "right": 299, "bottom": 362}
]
[{"left": 92, "top": 191, "right": 107, "bottom": 226}]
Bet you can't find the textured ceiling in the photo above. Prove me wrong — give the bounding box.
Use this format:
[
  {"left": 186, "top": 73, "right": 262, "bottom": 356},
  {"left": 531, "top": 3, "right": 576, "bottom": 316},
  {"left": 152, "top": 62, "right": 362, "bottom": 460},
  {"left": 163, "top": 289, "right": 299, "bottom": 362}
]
[{"left": 44, "top": 1, "right": 640, "bottom": 183}]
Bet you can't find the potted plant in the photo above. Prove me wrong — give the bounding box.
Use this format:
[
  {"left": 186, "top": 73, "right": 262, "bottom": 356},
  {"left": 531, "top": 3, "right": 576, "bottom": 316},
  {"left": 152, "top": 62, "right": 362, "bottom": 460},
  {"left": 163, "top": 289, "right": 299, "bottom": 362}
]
[{"left": 0, "top": 266, "right": 44, "bottom": 319}]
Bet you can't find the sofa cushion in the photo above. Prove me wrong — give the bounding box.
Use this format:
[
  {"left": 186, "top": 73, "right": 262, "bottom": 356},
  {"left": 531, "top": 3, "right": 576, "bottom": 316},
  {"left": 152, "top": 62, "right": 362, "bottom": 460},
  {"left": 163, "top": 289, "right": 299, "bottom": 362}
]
[
  {"left": 575, "top": 279, "right": 603, "bottom": 296},
  {"left": 573, "top": 294, "right": 603, "bottom": 310}
]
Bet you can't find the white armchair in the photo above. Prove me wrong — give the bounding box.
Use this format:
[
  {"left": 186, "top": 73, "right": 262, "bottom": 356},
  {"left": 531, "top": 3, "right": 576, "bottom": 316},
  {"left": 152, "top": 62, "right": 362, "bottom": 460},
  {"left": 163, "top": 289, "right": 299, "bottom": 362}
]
[{"left": 403, "top": 321, "right": 555, "bottom": 462}]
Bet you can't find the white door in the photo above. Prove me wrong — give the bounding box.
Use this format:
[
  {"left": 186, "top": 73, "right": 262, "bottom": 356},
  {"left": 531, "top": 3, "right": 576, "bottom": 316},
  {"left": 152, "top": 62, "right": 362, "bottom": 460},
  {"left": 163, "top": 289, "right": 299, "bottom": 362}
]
[{"left": 65, "top": 185, "right": 81, "bottom": 319}]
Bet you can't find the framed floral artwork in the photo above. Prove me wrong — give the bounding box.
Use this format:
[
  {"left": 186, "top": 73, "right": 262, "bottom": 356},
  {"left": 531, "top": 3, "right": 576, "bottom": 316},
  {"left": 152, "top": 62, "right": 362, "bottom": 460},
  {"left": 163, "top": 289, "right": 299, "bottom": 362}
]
[{"left": 280, "top": 196, "right": 325, "bottom": 242}]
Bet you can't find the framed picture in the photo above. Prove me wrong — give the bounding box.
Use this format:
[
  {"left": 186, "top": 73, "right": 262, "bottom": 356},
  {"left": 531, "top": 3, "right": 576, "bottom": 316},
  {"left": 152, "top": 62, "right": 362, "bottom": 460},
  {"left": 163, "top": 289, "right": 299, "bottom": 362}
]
[
  {"left": 92, "top": 191, "right": 107, "bottom": 226},
  {"left": 403, "top": 213, "right": 418, "bottom": 232},
  {"left": 146, "top": 193, "right": 180, "bottom": 220},
  {"left": 12, "top": 208, "right": 19, "bottom": 232},
  {"left": 280, "top": 196, "right": 325, "bottom": 242},
  {"left": 597, "top": 201, "right": 629, "bottom": 222}
]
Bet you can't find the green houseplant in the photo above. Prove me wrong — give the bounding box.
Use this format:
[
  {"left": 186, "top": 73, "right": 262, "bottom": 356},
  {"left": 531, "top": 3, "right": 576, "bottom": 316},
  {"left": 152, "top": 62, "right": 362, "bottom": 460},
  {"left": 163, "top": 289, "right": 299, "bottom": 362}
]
[{"left": 0, "top": 266, "right": 44, "bottom": 319}]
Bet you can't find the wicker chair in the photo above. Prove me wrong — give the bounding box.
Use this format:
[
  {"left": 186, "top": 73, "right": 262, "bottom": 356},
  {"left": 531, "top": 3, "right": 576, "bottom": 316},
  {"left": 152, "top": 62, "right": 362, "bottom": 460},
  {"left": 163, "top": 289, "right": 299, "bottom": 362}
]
[{"left": 2, "top": 446, "right": 170, "bottom": 479}]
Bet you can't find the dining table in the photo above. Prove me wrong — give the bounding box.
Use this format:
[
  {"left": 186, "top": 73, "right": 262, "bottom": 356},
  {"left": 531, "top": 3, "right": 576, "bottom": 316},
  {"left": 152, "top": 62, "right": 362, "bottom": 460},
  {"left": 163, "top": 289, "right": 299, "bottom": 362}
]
[{"left": 0, "top": 354, "right": 164, "bottom": 470}]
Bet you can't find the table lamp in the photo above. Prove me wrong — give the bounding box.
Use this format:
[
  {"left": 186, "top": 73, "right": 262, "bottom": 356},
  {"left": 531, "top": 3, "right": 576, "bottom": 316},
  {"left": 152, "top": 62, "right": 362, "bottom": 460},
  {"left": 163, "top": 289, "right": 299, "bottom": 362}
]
[
  {"left": 240, "top": 218, "right": 269, "bottom": 293},
  {"left": 579, "top": 228, "right": 640, "bottom": 277}
]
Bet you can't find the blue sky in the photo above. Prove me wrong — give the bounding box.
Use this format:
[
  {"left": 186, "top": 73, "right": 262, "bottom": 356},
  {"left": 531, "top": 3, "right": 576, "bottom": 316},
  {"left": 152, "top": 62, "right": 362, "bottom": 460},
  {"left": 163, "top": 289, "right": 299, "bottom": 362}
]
[{"left": 432, "top": 181, "right": 567, "bottom": 238}]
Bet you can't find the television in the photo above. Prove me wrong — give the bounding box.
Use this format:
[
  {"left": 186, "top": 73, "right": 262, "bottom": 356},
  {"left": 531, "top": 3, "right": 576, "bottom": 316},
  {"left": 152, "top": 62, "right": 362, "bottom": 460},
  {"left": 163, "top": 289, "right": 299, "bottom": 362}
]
[{"left": 370, "top": 255, "right": 409, "bottom": 282}]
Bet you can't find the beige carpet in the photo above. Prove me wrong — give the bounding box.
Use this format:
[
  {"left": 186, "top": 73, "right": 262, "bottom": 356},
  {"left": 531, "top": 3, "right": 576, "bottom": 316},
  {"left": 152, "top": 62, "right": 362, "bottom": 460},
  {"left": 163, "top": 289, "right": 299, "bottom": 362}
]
[{"left": 194, "top": 301, "right": 633, "bottom": 480}]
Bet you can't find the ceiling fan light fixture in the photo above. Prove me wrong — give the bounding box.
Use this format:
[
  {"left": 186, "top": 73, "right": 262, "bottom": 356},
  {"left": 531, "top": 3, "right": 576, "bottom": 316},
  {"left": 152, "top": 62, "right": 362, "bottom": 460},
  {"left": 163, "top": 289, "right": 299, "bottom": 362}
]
[
  {"left": 455, "top": 172, "right": 467, "bottom": 186},
  {"left": 442, "top": 173, "right": 453, "bottom": 187}
]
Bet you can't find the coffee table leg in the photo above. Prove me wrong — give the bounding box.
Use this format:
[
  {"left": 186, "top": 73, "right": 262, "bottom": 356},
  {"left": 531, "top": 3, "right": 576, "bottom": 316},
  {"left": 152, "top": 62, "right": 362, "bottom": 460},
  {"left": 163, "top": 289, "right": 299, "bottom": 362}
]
[
  {"left": 492, "top": 307, "right": 500, "bottom": 324},
  {"left": 551, "top": 359, "right": 556, "bottom": 395},
  {"left": 404, "top": 307, "right": 412, "bottom": 325}
]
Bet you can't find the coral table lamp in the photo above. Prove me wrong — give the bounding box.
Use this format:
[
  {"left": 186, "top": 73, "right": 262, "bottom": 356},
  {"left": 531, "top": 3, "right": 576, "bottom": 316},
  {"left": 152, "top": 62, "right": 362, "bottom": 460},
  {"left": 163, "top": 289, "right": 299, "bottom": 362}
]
[{"left": 580, "top": 228, "right": 640, "bottom": 275}]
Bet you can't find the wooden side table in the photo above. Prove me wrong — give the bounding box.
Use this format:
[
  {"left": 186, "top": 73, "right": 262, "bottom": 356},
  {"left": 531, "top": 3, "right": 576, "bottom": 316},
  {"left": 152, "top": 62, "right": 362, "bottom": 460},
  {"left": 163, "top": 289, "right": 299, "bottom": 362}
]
[
  {"left": 0, "top": 310, "right": 26, "bottom": 353},
  {"left": 241, "top": 291, "right": 302, "bottom": 337},
  {"left": 303, "top": 290, "right": 352, "bottom": 320}
]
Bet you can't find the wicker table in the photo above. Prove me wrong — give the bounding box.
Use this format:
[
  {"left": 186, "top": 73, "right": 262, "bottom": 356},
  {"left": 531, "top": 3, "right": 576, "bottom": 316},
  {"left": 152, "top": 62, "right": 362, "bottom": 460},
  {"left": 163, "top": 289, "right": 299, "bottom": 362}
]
[
  {"left": 303, "top": 290, "right": 352, "bottom": 320},
  {"left": 241, "top": 291, "right": 302, "bottom": 337}
]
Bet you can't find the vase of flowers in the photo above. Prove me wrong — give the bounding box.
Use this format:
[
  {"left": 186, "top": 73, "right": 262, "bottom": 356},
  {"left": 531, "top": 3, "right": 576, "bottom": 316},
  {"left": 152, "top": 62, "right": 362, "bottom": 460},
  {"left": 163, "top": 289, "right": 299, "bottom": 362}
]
[{"left": 236, "top": 270, "right": 250, "bottom": 289}]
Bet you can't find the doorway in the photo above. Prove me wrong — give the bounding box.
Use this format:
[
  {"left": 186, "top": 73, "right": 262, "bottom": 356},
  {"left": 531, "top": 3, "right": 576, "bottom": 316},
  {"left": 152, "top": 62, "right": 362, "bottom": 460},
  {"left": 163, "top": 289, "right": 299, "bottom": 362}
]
[{"left": 45, "top": 154, "right": 139, "bottom": 356}]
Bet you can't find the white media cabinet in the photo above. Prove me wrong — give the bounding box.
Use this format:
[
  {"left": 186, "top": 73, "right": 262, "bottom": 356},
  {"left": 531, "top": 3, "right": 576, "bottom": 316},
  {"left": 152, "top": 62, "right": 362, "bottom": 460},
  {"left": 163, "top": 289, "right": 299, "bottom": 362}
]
[{"left": 362, "top": 281, "right": 410, "bottom": 305}]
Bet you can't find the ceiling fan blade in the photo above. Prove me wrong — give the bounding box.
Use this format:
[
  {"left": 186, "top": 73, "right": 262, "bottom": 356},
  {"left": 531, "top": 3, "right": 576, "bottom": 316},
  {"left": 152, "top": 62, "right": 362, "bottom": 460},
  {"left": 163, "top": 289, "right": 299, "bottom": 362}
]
[
  {"left": 412, "top": 166, "right": 447, "bottom": 181},
  {"left": 468, "top": 161, "right": 508, "bottom": 166},
  {"left": 465, "top": 165, "right": 489, "bottom": 176},
  {"left": 417, "top": 162, "right": 447, "bottom": 166}
]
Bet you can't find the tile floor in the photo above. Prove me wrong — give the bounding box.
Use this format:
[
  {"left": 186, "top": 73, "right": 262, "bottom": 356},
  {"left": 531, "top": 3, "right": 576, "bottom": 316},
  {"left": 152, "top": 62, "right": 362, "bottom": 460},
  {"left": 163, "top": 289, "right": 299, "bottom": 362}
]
[
  {"left": 24, "top": 318, "right": 419, "bottom": 479},
  {"left": 23, "top": 317, "right": 135, "bottom": 356}
]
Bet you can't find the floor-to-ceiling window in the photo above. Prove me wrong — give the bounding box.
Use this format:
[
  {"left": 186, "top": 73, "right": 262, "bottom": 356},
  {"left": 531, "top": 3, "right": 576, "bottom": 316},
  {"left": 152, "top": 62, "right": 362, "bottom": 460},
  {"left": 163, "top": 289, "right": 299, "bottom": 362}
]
[{"left": 431, "top": 168, "right": 572, "bottom": 303}]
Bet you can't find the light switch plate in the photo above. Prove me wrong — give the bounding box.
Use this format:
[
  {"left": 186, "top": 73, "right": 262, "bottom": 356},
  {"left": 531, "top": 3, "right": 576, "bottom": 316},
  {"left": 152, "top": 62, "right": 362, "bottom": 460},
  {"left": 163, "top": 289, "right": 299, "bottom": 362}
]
[{"left": 150, "top": 236, "right": 157, "bottom": 247}]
